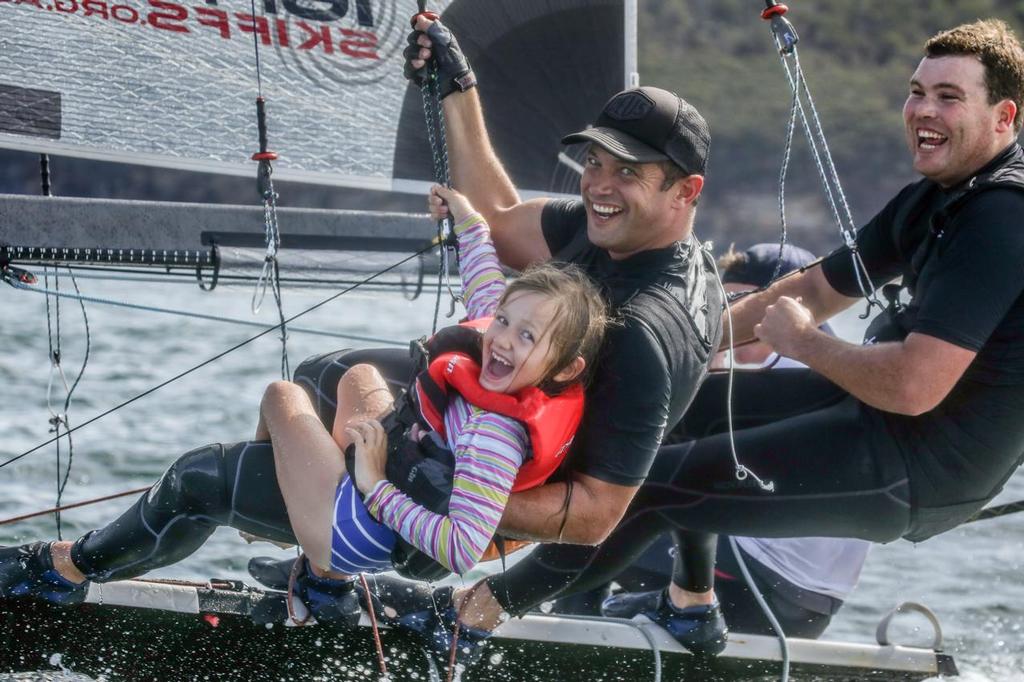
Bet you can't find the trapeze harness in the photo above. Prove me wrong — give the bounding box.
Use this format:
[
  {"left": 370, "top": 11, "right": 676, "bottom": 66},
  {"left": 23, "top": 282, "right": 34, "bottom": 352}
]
[
  {"left": 866, "top": 149, "right": 1024, "bottom": 349},
  {"left": 346, "top": 319, "right": 584, "bottom": 581}
]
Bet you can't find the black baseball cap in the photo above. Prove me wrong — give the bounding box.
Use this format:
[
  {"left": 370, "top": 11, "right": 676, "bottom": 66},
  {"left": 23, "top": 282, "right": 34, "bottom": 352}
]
[{"left": 561, "top": 86, "right": 710, "bottom": 175}]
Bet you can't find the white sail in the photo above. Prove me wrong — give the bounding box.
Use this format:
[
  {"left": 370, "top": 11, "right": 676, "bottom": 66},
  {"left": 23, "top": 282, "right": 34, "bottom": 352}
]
[{"left": 0, "top": 0, "right": 632, "bottom": 195}]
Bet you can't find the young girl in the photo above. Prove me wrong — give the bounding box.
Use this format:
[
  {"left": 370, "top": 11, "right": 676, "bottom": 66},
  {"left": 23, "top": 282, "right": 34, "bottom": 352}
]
[
  {"left": 264, "top": 185, "right": 608, "bottom": 619},
  {"left": 0, "top": 186, "right": 606, "bottom": 631}
]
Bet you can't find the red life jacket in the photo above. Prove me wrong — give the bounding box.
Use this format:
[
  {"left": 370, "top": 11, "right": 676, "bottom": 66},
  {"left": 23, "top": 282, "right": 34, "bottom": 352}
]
[{"left": 414, "top": 318, "right": 584, "bottom": 492}]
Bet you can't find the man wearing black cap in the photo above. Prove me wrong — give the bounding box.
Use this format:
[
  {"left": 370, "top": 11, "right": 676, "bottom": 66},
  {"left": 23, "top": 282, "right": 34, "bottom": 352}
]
[{"left": 403, "top": 16, "right": 725, "bottom": 660}]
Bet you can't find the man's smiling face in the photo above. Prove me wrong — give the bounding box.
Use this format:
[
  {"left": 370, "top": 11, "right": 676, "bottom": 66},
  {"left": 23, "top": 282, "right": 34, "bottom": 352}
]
[
  {"left": 903, "top": 55, "right": 1013, "bottom": 187},
  {"left": 579, "top": 146, "right": 683, "bottom": 260}
]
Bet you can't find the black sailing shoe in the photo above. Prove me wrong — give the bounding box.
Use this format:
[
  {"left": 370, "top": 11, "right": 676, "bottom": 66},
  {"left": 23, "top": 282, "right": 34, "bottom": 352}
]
[
  {"left": 249, "top": 556, "right": 441, "bottom": 627},
  {"left": 392, "top": 585, "right": 493, "bottom": 670},
  {"left": 247, "top": 555, "right": 362, "bottom": 627},
  {"left": 0, "top": 542, "right": 88, "bottom": 605},
  {"left": 247, "top": 555, "right": 294, "bottom": 591},
  {"left": 356, "top": 572, "right": 439, "bottom": 625},
  {"left": 601, "top": 588, "right": 728, "bottom": 657},
  {"left": 289, "top": 558, "right": 361, "bottom": 628}
]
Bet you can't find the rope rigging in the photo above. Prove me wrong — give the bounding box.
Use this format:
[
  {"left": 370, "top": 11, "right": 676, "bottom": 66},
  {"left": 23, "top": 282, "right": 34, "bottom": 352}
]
[
  {"left": 716, "top": 1, "right": 887, "bottom": 487},
  {"left": 0, "top": 243, "right": 437, "bottom": 474},
  {"left": 248, "top": 0, "right": 290, "bottom": 380},
  {"left": 759, "top": 1, "right": 882, "bottom": 314},
  {"left": 37, "top": 154, "right": 93, "bottom": 541},
  {"left": 5, "top": 279, "right": 406, "bottom": 346},
  {"left": 0, "top": 487, "right": 150, "bottom": 528},
  {"left": 415, "top": 1, "right": 462, "bottom": 335}
]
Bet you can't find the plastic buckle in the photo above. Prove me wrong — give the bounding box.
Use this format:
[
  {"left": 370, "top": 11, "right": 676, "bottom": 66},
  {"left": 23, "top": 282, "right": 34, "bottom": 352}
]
[{"left": 1, "top": 263, "right": 38, "bottom": 286}]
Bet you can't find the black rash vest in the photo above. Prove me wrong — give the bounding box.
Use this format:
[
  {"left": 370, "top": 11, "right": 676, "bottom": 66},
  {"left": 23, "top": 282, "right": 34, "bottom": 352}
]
[
  {"left": 540, "top": 199, "right": 723, "bottom": 486},
  {"left": 821, "top": 143, "right": 1024, "bottom": 533}
]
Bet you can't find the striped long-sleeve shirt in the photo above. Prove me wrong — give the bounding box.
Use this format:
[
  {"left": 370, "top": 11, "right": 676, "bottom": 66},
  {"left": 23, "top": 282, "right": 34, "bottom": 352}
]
[{"left": 364, "top": 213, "right": 529, "bottom": 575}]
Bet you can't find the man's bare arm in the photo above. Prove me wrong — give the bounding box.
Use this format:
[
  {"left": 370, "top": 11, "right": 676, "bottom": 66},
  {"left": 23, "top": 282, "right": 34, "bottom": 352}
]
[
  {"left": 756, "top": 292, "right": 977, "bottom": 415},
  {"left": 412, "top": 17, "right": 552, "bottom": 270},
  {"left": 498, "top": 473, "right": 638, "bottom": 545},
  {"left": 440, "top": 89, "right": 518, "bottom": 218},
  {"left": 786, "top": 328, "right": 976, "bottom": 415},
  {"left": 722, "top": 265, "right": 858, "bottom": 350}
]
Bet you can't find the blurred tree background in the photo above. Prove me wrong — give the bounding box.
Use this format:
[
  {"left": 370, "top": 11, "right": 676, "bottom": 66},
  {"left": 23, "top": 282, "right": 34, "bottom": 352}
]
[{"left": 3, "top": 0, "right": 1024, "bottom": 256}]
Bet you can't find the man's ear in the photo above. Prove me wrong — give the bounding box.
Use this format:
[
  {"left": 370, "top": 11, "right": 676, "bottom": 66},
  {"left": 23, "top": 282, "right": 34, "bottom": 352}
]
[
  {"left": 673, "top": 174, "right": 705, "bottom": 206},
  {"left": 552, "top": 356, "right": 586, "bottom": 384},
  {"left": 996, "top": 99, "right": 1018, "bottom": 134}
]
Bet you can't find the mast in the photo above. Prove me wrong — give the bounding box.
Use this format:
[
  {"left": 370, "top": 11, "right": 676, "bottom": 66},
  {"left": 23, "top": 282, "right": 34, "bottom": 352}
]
[{"left": 624, "top": 0, "right": 640, "bottom": 88}]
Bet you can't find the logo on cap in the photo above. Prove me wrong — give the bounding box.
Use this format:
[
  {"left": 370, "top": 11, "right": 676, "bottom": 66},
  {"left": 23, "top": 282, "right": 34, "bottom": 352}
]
[{"left": 604, "top": 91, "right": 654, "bottom": 121}]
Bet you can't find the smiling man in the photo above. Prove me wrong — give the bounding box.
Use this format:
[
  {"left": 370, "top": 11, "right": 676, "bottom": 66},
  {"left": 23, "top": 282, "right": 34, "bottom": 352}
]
[
  {"left": 906, "top": 47, "right": 1016, "bottom": 187},
  {"left": 392, "top": 15, "right": 724, "bottom": 663},
  {"left": 387, "top": 16, "right": 1024, "bottom": 664}
]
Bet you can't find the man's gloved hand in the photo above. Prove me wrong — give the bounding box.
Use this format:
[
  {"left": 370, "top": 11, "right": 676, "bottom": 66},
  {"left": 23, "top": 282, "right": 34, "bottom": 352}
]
[{"left": 404, "top": 16, "right": 477, "bottom": 99}]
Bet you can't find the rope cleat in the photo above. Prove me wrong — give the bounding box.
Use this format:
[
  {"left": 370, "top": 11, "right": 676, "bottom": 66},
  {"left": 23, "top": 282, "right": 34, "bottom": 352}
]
[{"left": 762, "top": 1, "right": 799, "bottom": 54}]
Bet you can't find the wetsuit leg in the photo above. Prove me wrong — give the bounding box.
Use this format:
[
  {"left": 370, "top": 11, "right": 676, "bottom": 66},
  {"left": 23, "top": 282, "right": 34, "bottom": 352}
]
[
  {"left": 71, "top": 349, "right": 418, "bottom": 583},
  {"left": 662, "top": 368, "right": 851, "bottom": 593},
  {"left": 712, "top": 537, "right": 836, "bottom": 639},
  {"left": 669, "top": 527, "right": 717, "bottom": 593},
  {"left": 292, "top": 348, "right": 416, "bottom": 431},
  {"left": 488, "top": 370, "right": 911, "bottom": 615},
  {"left": 71, "top": 441, "right": 292, "bottom": 582},
  {"left": 576, "top": 534, "right": 837, "bottom": 638},
  {"left": 489, "top": 483, "right": 717, "bottom": 616},
  {"left": 669, "top": 367, "right": 856, "bottom": 441}
]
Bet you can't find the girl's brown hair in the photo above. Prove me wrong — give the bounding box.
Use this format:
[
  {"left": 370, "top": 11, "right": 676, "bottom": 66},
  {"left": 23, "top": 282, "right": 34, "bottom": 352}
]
[{"left": 499, "top": 262, "right": 609, "bottom": 393}]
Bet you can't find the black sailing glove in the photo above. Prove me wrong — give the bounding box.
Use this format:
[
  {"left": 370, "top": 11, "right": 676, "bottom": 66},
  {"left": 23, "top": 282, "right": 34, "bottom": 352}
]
[{"left": 403, "top": 19, "right": 477, "bottom": 99}]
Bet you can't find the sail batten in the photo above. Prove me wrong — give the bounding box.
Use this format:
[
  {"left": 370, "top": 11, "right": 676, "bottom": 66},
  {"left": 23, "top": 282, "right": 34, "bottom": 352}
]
[{"left": 0, "top": 194, "right": 434, "bottom": 251}]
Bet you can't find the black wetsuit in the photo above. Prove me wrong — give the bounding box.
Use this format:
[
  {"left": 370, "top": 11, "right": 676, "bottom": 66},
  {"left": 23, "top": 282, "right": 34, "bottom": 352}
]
[{"left": 525, "top": 144, "right": 1024, "bottom": 608}]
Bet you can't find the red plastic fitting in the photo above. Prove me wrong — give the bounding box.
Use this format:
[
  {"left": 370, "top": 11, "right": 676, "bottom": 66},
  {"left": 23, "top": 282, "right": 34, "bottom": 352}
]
[{"left": 762, "top": 4, "right": 788, "bottom": 20}]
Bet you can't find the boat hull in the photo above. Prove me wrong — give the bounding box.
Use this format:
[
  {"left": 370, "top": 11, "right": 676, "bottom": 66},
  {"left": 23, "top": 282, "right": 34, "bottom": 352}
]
[{"left": 0, "top": 579, "right": 956, "bottom": 681}]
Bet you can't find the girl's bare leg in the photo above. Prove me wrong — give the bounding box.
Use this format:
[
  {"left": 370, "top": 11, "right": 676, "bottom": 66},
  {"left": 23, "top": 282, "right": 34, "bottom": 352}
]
[
  {"left": 330, "top": 364, "right": 395, "bottom": 447},
  {"left": 259, "top": 365, "right": 393, "bottom": 574},
  {"left": 49, "top": 541, "right": 87, "bottom": 584}
]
